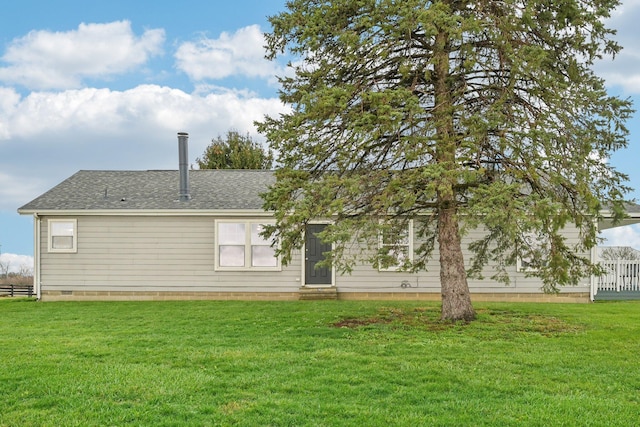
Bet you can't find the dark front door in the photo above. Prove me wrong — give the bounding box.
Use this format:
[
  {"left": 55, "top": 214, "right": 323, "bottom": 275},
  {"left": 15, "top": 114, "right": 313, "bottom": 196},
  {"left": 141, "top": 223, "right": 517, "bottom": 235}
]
[{"left": 305, "top": 224, "right": 332, "bottom": 285}]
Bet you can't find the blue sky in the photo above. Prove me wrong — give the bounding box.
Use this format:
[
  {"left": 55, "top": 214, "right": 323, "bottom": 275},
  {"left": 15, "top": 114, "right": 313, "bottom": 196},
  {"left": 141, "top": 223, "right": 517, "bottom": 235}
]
[{"left": 1, "top": 0, "right": 639, "bottom": 271}]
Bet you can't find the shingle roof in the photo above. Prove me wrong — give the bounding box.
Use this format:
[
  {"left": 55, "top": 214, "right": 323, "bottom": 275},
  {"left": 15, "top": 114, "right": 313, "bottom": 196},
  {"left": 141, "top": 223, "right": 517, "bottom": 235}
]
[
  {"left": 20, "top": 169, "right": 640, "bottom": 217},
  {"left": 18, "top": 170, "right": 275, "bottom": 212}
]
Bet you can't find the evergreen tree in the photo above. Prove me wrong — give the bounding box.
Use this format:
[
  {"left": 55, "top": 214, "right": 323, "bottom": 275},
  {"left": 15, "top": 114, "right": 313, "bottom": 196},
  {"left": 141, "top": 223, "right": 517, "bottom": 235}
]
[
  {"left": 196, "top": 130, "right": 273, "bottom": 170},
  {"left": 258, "top": 0, "right": 633, "bottom": 320}
]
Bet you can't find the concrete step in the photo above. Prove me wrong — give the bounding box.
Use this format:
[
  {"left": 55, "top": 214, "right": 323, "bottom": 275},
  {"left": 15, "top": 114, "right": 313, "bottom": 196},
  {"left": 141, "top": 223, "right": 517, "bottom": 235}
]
[{"left": 298, "top": 287, "right": 338, "bottom": 300}]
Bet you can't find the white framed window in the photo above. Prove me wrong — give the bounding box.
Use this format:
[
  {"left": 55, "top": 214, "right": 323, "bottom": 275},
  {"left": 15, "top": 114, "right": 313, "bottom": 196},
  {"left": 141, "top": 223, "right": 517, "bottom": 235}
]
[
  {"left": 378, "top": 220, "right": 413, "bottom": 271},
  {"left": 48, "top": 219, "right": 77, "bottom": 253},
  {"left": 215, "top": 221, "right": 280, "bottom": 271},
  {"left": 517, "top": 232, "right": 548, "bottom": 272}
]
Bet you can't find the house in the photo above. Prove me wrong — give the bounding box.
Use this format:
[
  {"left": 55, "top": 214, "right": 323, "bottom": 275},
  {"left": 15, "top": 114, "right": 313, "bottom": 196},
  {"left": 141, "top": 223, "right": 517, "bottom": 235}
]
[{"left": 18, "top": 134, "right": 640, "bottom": 302}]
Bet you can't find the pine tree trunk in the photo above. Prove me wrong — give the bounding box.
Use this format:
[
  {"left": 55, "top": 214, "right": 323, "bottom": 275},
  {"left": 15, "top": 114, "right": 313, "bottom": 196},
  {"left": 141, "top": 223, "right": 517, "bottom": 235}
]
[
  {"left": 431, "top": 24, "right": 476, "bottom": 322},
  {"left": 438, "top": 205, "right": 476, "bottom": 321}
]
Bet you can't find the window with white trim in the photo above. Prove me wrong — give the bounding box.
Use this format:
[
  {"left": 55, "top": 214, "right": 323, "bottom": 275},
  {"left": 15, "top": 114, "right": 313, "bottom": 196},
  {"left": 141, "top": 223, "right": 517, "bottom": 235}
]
[
  {"left": 517, "top": 232, "right": 548, "bottom": 272},
  {"left": 216, "top": 221, "right": 279, "bottom": 270},
  {"left": 48, "top": 219, "right": 77, "bottom": 253},
  {"left": 378, "top": 220, "right": 413, "bottom": 271}
]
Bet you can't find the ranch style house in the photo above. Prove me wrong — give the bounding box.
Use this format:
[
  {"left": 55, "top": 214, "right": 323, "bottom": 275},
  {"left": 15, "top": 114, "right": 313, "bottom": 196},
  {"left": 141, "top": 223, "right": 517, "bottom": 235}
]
[{"left": 18, "top": 133, "right": 640, "bottom": 302}]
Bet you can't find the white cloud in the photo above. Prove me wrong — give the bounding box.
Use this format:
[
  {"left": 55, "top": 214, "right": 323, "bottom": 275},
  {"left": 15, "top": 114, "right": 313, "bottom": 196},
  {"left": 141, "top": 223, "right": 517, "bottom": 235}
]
[
  {"left": 0, "top": 171, "right": 46, "bottom": 212},
  {"left": 0, "top": 21, "right": 165, "bottom": 90},
  {"left": 595, "top": 1, "right": 640, "bottom": 94},
  {"left": 0, "top": 84, "right": 287, "bottom": 141},
  {"left": 600, "top": 224, "right": 640, "bottom": 249},
  {"left": 0, "top": 253, "right": 33, "bottom": 274},
  {"left": 175, "top": 25, "right": 282, "bottom": 82},
  {"left": 0, "top": 84, "right": 289, "bottom": 211},
  {"left": 0, "top": 87, "right": 21, "bottom": 139}
]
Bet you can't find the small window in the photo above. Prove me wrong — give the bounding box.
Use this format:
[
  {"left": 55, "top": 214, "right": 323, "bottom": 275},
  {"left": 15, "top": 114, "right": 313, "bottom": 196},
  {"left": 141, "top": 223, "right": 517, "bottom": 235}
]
[
  {"left": 378, "top": 220, "right": 413, "bottom": 271},
  {"left": 517, "top": 232, "right": 548, "bottom": 272},
  {"left": 49, "top": 219, "right": 77, "bottom": 253},
  {"left": 216, "top": 221, "right": 280, "bottom": 271}
]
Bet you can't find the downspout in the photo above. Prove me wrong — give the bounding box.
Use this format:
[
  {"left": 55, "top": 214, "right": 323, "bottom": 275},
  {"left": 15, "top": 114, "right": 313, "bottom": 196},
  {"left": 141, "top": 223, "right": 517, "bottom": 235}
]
[
  {"left": 590, "top": 217, "right": 598, "bottom": 301},
  {"left": 34, "top": 213, "right": 41, "bottom": 300},
  {"left": 590, "top": 245, "right": 597, "bottom": 301}
]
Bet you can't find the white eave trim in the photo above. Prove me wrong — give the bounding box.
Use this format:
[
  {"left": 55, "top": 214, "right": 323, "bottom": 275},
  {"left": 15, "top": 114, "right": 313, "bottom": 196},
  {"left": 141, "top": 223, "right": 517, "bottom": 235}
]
[
  {"left": 598, "top": 209, "right": 640, "bottom": 218},
  {"left": 17, "top": 209, "right": 274, "bottom": 217}
]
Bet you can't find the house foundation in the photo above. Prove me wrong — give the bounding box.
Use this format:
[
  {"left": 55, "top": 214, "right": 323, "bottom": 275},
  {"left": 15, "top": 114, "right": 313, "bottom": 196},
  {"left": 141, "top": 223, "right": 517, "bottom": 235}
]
[{"left": 38, "top": 290, "right": 590, "bottom": 303}]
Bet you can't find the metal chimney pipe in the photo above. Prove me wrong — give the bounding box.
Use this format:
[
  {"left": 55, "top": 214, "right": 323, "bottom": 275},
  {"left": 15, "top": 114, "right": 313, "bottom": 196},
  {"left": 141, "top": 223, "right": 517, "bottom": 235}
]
[{"left": 177, "top": 132, "right": 190, "bottom": 201}]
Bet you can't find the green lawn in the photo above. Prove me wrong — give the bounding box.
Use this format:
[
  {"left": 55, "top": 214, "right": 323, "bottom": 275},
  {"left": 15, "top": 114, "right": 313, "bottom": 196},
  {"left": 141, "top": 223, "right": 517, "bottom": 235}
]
[{"left": 1, "top": 299, "right": 638, "bottom": 426}]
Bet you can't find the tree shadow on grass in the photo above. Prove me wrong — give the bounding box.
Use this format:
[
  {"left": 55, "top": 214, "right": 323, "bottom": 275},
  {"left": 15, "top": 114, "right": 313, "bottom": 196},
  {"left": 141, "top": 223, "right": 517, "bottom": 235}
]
[{"left": 330, "top": 306, "right": 584, "bottom": 336}]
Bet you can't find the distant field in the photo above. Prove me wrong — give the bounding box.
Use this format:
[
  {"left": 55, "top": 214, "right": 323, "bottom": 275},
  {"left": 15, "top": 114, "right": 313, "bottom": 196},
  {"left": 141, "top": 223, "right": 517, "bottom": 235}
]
[
  {"left": 0, "top": 275, "right": 32, "bottom": 286},
  {"left": 1, "top": 299, "right": 639, "bottom": 426}
]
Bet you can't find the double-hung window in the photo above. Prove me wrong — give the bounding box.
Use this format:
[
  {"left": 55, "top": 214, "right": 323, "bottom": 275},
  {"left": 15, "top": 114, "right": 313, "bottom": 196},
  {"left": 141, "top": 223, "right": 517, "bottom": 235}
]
[
  {"left": 216, "top": 221, "right": 279, "bottom": 271},
  {"left": 48, "top": 219, "right": 77, "bottom": 253},
  {"left": 378, "top": 220, "right": 413, "bottom": 271},
  {"left": 517, "top": 232, "right": 548, "bottom": 272}
]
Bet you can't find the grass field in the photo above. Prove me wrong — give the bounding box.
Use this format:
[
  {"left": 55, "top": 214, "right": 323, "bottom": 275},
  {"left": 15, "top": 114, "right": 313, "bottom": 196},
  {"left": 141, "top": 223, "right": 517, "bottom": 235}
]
[{"left": 1, "top": 298, "right": 639, "bottom": 426}]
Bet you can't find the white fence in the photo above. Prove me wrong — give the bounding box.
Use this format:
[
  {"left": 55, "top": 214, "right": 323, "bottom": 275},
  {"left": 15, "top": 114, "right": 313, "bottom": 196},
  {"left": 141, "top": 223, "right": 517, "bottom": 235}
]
[{"left": 597, "top": 260, "right": 640, "bottom": 292}]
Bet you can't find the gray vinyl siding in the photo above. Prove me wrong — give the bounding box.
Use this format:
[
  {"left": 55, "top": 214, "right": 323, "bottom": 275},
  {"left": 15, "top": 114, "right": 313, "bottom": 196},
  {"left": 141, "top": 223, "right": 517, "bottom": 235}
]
[
  {"left": 38, "top": 214, "right": 591, "bottom": 296},
  {"left": 39, "top": 215, "right": 302, "bottom": 293},
  {"left": 335, "top": 223, "right": 592, "bottom": 294}
]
